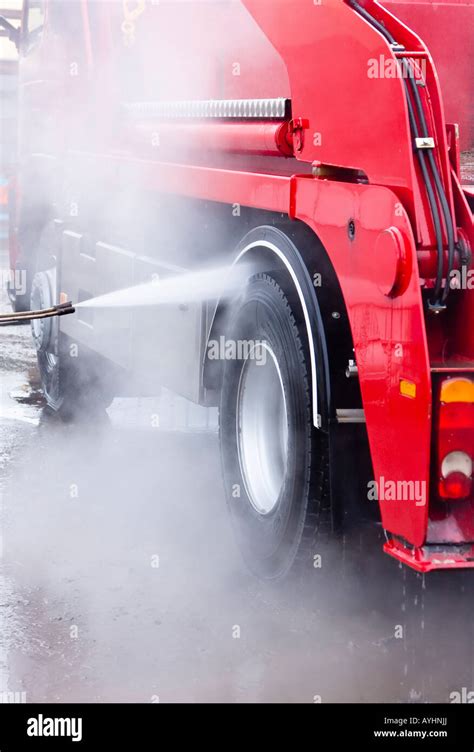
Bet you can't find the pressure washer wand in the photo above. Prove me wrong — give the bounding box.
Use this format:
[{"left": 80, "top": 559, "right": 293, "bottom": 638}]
[{"left": 0, "top": 301, "right": 75, "bottom": 326}]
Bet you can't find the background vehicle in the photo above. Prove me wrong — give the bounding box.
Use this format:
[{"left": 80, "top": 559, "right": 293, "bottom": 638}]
[{"left": 3, "top": 0, "right": 474, "bottom": 577}]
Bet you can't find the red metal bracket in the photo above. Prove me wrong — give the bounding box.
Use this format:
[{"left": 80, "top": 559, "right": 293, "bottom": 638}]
[{"left": 288, "top": 118, "right": 309, "bottom": 154}]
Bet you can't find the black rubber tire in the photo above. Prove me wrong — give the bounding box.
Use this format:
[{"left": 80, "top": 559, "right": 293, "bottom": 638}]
[
  {"left": 31, "top": 224, "right": 112, "bottom": 420},
  {"left": 219, "top": 273, "right": 331, "bottom": 580}
]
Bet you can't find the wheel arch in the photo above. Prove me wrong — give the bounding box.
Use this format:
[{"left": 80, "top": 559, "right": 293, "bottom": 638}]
[{"left": 203, "top": 223, "right": 341, "bottom": 431}]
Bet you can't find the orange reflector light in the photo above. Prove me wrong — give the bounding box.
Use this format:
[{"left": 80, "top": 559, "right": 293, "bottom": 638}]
[
  {"left": 400, "top": 379, "right": 416, "bottom": 399},
  {"left": 440, "top": 377, "right": 474, "bottom": 404},
  {"left": 59, "top": 292, "right": 68, "bottom": 305}
]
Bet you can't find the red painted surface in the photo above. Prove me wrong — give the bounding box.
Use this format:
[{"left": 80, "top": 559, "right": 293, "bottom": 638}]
[
  {"left": 384, "top": 537, "right": 474, "bottom": 571},
  {"left": 127, "top": 121, "right": 295, "bottom": 158},
  {"left": 293, "top": 177, "right": 433, "bottom": 547}
]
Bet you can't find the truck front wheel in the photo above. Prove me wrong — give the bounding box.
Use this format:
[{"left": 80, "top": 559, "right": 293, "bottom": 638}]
[
  {"left": 30, "top": 225, "right": 112, "bottom": 419},
  {"left": 219, "top": 272, "right": 330, "bottom": 579}
]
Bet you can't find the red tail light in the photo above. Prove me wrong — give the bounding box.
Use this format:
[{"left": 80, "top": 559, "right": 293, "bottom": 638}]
[
  {"left": 439, "top": 471, "right": 472, "bottom": 500},
  {"left": 437, "top": 378, "right": 474, "bottom": 501}
]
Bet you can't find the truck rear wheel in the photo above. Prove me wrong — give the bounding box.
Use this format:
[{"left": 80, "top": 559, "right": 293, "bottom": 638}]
[
  {"left": 30, "top": 225, "right": 112, "bottom": 419},
  {"left": 219, "top": 272, "right": 330, "bottom": 579}
]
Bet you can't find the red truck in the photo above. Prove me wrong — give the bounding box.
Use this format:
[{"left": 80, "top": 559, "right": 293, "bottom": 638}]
[{"left": 2, "top": 0, "right": 473, "bottom": 577}]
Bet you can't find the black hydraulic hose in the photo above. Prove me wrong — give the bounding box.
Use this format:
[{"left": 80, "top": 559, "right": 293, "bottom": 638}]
[
  {"left": 401, "top": 58, "right": 456, "bottom": 304},
  {"left": 399, "top": 59, "right": 447, "bottom": 304},
  {"left": 348, "top": 0, "right": 455, "bottom": 308},
  {"left": 401, "top": 81, "right": 445, "bottom": 303},
  {"left": 348, "top": 0, "right": 396, "bottom": 44},
  {"left": 429, "top": 150, "right": 455, "bottom": 303}
]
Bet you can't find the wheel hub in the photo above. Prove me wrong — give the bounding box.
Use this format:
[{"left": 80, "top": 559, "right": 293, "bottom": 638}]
[
  {"left": 30, "top": 270, "right": 55, "bottom": 353},
  {"left": 236, "top": 343, "right": 289, "bottom": 515}
]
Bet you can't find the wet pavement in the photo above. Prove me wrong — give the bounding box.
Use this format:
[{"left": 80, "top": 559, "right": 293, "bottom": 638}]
[{"left": 0, "top": 261, "right": 473, "bottom": 704}]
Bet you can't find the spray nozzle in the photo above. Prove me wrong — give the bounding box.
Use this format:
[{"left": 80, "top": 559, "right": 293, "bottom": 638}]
[{"left": 0, "top": 301, "right": 76, "bottom": 326}]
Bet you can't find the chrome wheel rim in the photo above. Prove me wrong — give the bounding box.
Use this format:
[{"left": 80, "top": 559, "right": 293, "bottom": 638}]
[
  {"left": 30, "top": 267, "right": 61, "bottom": 408},
  {"left": 236, "top": 342, "right": 288, "bottom": 515},
  {"left": 30, "top": 268, "right": 56, "bottom": 356}
]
